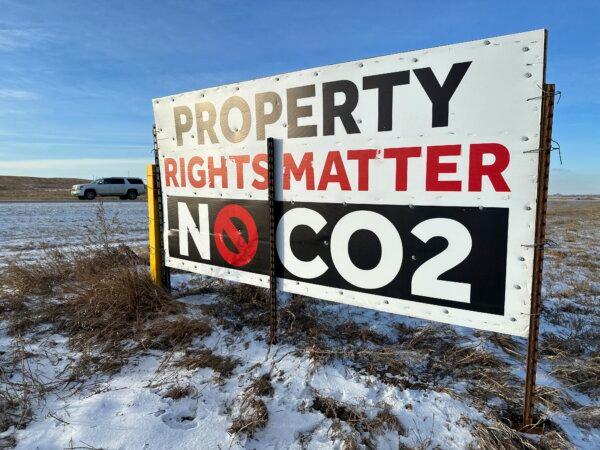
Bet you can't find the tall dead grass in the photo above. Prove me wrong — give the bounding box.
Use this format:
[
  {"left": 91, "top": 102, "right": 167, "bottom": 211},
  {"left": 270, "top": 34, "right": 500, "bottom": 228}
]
[{"left": 0, "top": 204, "right": 211, "bottom": 376}]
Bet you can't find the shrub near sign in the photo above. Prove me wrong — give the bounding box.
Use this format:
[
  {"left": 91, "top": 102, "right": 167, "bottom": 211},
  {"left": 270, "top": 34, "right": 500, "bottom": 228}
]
[{"left": 153, "top": 30, "right": 547, "bottom": 336}]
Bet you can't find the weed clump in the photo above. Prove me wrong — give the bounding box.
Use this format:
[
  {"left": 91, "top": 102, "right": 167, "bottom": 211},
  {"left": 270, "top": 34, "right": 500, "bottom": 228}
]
[
  {"left": 228, "top": 374, "right": 273, "bottom": 439},
  {"left": 199, "top": 282, "right": 268, "bottom": 331},
  {"left": 551, "top": 356, "right": 600, "bottom": 398},
  {"left": 162, "top": 385, "right": 195, "bottom": 400},
  {"left": 228, "top": 397, "right": 269, "bottom": 438},
  {"left": 311, "top": 395, "right": 405, "bottom": 448},
  {"left": 61, "top": 266, "right": 178, "bottom": 349},
  {"left": 175, "top": 348, "right": 239, "bottom": 379},
  {"left": 0, "top": 204, "right": 196, "bottom": 377},
  {"left": 469, "top": 421, "right": 537, "bottom": 450},
  {"left": 143, "top": 316, "right": 212, "bottom": 350}
]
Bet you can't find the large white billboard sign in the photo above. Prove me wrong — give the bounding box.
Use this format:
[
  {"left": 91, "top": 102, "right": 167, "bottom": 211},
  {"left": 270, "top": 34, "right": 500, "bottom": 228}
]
[{"left": 152, "top": 30, "right": 547, "bottom": 336}]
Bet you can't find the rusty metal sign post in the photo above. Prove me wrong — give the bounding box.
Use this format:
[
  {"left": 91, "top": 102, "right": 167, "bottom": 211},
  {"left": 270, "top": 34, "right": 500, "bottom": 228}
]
[
  {"left": 522, "top": 82, "right": 555, "bottom": 432},
  {"left": 267, "top": 137, "right": 278, "bottom": 344}
]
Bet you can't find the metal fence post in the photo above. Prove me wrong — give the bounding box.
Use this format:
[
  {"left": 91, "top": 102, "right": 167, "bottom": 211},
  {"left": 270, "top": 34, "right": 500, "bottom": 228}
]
[
  {"left": 522, "top": 82, "right": 555, "bottom": 431},
  {"left": 267, "top": 137, "right": 278, "bottom": 344}
]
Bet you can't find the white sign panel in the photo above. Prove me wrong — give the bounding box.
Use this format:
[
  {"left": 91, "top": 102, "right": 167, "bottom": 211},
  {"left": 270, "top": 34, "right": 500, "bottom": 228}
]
[{"left": 152, "top": 30, "right": 547, "bottom": 336}]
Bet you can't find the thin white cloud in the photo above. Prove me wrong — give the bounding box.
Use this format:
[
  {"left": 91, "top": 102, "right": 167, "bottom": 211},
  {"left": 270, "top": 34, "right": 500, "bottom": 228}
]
[
  {"left": 0, "top": 28, "right": 49, "bottom": 51},
  {"left": 0, "top": 88, "right": 37, "bottom": 100},
  {"left": 0, "top": 157, "right": 151, "bottom": 179}
]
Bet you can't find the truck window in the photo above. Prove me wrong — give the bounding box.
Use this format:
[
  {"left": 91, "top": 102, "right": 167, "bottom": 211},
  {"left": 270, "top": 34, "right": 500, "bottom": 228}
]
[
  {"left": 127, "top": 178, "right": 144, "bottom": 184},
  {"left": 106, "top": 178, "right": 125, "bottom": 184}
]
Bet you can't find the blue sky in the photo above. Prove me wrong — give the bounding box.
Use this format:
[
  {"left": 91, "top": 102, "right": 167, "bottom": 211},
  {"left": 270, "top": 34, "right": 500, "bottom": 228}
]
[{"left": 0, "top": 0, "right": 598, "bottom": 193}]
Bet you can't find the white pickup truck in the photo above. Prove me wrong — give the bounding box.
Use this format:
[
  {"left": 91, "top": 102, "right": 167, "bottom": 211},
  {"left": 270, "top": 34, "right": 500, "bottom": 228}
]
[{"left": 71, "top": 177, "right": 146, "bottom": 200}]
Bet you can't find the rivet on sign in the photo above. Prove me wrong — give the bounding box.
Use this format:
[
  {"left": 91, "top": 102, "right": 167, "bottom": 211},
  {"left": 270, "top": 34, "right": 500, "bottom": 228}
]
[
  {"left": 191, "top": 135, "right": 195, "bottom": 139},
  {"left": 514, "top": 284, "right": 522, "bottom": 290},
  {"left": 409, "top": 204, "right": 414, "bottom": 209},
  {"left": 478, "top": 205, "right": 484, "bottom": 210},
  {"left": 522, "top": 136, "right": 529, "bottom": 141},
  {"left": 357, "top": 119, "right": 362, "bottom": 124},
  {"left": 384, "top": 300, "right": 389, "bottom": 304},
  {"left": 282, "top": 123, "right": 287, "bottom": 127},
  {"left": 171, "top": 98, "right": 175, "bottom": 102},
  {"left": 172, "top": 138, "right": 175, "bottom": 141},
  {"left": 201, "top": 93, "right": 205, "bottom": 98},
  {"left": 525, "top": 205, "right": 532, "bottom": 211},
  {"left": 314, "top": 72, "right": 318, "bottom": 76},
  {"left": 519, "top": 256, "right": 525, "bottom": 261},
  {"left": 411, "top": 255, "right": 416, "bottom": 261},
  {"left": 155, "top": 100, "right": 159, "bottom": 104},
  {"left": 339, "top": 291, "right": 343, "bottom": 295},
  {"left": 484, "top": 40, "right": 491, "bottom": 45},
  {"left": 324, "top": 240, "right": 329, "bottom": 246},
  {"left": 523, "top": 46, "right": 530, "bottom": 52},
  {"left": 236, "top": 86, "right": 240, "bottom": 91},
  {"left": 342, "top": 201, "right": 347, "bottom": 206},
  {"left": 358, "top": 63, "right": 364, "bottom": 67},
  {"left": 510, "top": 317, "right": 517, "bottom": 322},
  {"left": 525, "top": 72, "right": 532, "bottom": 78},
  {"left": 412, "top": 58, "right": 418, "bottom": 62},
  {"left": 275, "top": 77, "right": 279, "bottom": 81},
  {"left": 443, "top": 309, "right": 449, "bottom": 314}
]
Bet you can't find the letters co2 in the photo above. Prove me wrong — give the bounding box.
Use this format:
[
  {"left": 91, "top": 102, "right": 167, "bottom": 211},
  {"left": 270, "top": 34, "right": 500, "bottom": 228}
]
[{"left": 168, "top": 197, "right": 509, "bottom": 315}]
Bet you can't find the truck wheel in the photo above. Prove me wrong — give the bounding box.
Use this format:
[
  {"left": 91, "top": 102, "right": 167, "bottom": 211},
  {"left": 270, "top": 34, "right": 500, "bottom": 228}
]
[
  {"left": 127, "top": 189, "right": 138, "bottom": 200},
  {"left": 84, "top": 189, "right": 96, "bottom": 200}
]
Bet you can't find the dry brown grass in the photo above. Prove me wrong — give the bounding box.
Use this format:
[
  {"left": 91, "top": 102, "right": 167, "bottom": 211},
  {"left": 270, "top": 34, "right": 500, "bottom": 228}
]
[
  {"left": 550, "top": 356, "right": 600, "bottom": 398},
  {"left": 245, "top": 374, "right": 274, "bottom": 398},
  {"left": 228, "top": 397, "right": 269, "bottom": 438},
  {"left": 199, "top": 282, "right": 269, "bottom": 331},
  {"left": 142, "top": 316, "right": 212, "bottom": 350},
  {"left": 469, "top": 421, "right": 541, "bottom": 450},
  {"left": 227, "top": 374, "right": 274, "bottom": 439},
  {"left": 0, "top": 175, "right": 146, "bottom": 202},
  {"left": 311, "top": 396, "right": 406, "bottom": 449},
  {"left": 59, "top": 266, "right": 179, "bottom": 349},
  {"left": 570, "top": 405, "right": 600, "bottom": 429},
  {"left": 0, "top": 175, "right": 89, "bottom": 202},
  {"left": 175, "top": 348, "right": 239, "bottom": 379},
  {"left": 0, "top": 336, "right": 45, "bottom": 447},
  {"left": 162, "top": 385, "right": 194, "bottom": 400},
  {"left": 0, "top": 207, "right": 195, "bottom": 378}
]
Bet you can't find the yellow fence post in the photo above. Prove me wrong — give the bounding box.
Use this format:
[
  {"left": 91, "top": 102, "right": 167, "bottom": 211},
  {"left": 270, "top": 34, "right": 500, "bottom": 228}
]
[{"left": 147, "top": 163, "right": 163, "bottom": 286}]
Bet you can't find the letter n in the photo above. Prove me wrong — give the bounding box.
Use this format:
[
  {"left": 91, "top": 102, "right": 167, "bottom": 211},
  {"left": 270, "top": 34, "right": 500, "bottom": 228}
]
[{"left": 178, "top": 202, "right": 210, "bottom": 259}]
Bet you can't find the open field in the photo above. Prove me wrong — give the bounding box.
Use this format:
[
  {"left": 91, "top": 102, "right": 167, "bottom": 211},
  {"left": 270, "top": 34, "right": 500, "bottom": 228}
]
[
  {"left": 0, "top": 199, "right": 598, "bottom": 449},
  {"left": 0, "top": 201, "right": 148, "bottom": 264},
  {"left": 0, "top": 176, "right": 91, "bottom": 202},
  {"left": 0, "top": 176, "right": 146, "bottom": 202}
]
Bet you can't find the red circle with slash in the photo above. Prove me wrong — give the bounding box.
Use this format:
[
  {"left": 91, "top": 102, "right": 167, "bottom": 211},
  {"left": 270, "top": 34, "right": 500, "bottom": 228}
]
[{"left": 214, "top": 204, "right": 259, "bottom": 267}]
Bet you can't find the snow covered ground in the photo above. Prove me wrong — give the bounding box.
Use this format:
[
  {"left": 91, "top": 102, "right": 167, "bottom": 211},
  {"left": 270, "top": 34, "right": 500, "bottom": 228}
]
[
  {"left": 0, "top": 199, "right": 598, "bottom": 449},
  {"left": 0, "top": 202, "right": 147, "bottom": 264}
]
